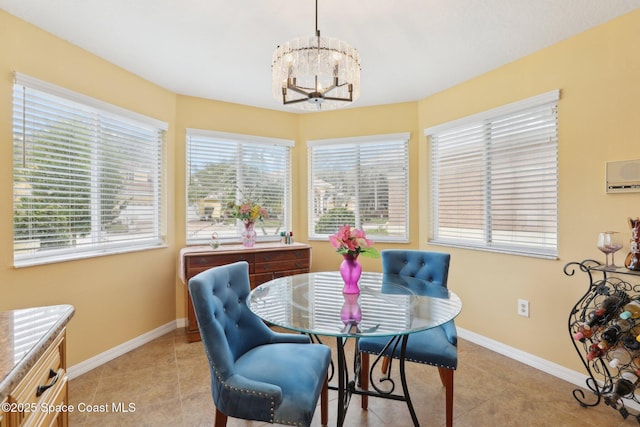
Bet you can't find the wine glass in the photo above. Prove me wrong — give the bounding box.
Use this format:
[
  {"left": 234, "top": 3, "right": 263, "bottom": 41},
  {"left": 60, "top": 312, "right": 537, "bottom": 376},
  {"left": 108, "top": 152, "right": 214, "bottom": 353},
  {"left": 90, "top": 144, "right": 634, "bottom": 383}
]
[
  {"left": 597, "top": 231, "right": 623, "bottom": 270},
  {"left": 608, "top": 231, "right": 624, "bottom": 268},
  {"left": 597, "top": 232, "right": 612, "bottom": 268}
]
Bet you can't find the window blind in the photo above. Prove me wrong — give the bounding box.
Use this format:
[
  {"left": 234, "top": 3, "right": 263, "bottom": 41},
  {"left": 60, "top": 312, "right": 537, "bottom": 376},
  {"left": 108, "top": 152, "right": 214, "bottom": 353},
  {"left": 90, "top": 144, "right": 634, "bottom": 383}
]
[
  {"left": 13, "top": 73, "right": 166, "bottom": 267},
  {"left": 426, "top": 90, "right": 559, "bottom": 258},
  {"left": 308, "top": 133, "right": 409, "bottom": 241},
  {"left": 186, "top": 129, "right": 292, "bottom": 244}
]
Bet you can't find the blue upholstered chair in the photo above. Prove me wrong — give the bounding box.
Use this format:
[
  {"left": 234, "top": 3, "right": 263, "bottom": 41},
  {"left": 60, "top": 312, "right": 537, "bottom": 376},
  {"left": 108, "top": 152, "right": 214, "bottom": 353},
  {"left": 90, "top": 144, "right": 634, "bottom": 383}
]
[
  {"left": 358, "top": 250, "right": 457, "bottom": 427},
  {"left": 189, "top": 261, "right": 332, "bottom": 427}
]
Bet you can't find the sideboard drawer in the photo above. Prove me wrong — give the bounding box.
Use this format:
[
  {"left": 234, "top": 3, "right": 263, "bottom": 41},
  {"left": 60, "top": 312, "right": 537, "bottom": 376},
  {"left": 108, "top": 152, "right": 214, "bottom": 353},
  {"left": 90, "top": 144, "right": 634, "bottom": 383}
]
[
  {"left": 8, "top": 330, "right": 66, "bottom": 427},
  {"left": 187, "top": 253, "right": 254, "bottom": 268},
  {"left": 186, "top": 253, "right": 255, "bottom": 277},
  {"left": 254, "top": 258, "right": 310, "bottom": 274},
  {"left": 254, "top": 248, "right": 310, "bottom": 274},
  {"left": 27, "top": 376, "right": 67, "bottom": 427},
  {"left": 254, "top": 249, "right": 309, "bottom": 263}
]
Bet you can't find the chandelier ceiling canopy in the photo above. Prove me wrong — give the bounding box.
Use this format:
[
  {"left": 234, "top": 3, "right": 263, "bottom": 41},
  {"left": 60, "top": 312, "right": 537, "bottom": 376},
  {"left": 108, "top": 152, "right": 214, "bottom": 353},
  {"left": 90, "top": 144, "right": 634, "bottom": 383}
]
[{"left": 271, "top": 0, "right": 361, "bottom": 112}]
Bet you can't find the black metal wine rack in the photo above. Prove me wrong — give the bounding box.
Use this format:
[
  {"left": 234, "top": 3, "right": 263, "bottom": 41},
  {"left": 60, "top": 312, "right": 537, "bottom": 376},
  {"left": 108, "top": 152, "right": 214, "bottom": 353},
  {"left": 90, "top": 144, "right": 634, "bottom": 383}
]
[{"left": 565, "top": 259, "right": 640, "bottom": 422}]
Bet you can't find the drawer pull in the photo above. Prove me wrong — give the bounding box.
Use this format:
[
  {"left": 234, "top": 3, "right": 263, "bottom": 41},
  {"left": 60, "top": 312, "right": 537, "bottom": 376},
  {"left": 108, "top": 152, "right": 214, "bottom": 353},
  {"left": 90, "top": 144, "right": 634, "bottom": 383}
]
[{"left": 36, "top": 369, "right": 59, "bottom": 397}]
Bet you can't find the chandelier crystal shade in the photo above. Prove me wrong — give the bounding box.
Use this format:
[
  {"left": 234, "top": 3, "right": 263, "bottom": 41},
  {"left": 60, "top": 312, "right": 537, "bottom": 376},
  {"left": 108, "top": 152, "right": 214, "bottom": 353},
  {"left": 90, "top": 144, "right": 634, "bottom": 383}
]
[{"left": 271, "top": 1, "right": 361, "bottom": 111}]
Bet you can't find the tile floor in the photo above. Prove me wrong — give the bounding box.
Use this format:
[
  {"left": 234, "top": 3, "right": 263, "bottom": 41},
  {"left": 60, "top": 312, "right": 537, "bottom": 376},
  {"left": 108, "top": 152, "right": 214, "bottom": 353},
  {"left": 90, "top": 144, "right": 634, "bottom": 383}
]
[{"left": 68, "top": 328, "right": 634, "bottom": 426}]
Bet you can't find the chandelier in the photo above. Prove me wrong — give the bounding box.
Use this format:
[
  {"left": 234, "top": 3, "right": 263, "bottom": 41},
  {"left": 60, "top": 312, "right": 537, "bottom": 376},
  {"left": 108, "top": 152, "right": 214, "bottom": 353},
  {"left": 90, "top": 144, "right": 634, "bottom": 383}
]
[{"left": 271, "top": 0, "right": 361, "bottom": 111}]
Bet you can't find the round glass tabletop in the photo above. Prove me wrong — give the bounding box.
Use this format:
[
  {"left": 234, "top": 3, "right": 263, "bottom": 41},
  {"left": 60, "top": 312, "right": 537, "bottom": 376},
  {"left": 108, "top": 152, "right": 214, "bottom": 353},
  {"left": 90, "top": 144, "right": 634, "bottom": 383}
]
[{"left": 247, "top": 271, "right": 462, "bottom": 338}]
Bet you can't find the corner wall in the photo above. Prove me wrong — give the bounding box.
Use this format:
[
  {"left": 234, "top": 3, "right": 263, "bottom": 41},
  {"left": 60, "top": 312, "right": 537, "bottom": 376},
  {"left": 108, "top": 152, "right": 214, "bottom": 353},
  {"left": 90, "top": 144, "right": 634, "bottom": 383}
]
[
  {"left": 0, "top": 10, "right": 178, "bottom": 365},
  {"left": 416, "top": 9, "right": 640, "bottom": 372}
]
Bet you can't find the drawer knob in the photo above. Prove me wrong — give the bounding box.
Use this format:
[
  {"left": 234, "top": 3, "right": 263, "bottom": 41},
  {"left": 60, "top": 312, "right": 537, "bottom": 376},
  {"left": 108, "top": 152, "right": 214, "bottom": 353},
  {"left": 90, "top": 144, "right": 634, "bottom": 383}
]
[{"left": 36, "top": 369, "right": 60, "bottom": 397}]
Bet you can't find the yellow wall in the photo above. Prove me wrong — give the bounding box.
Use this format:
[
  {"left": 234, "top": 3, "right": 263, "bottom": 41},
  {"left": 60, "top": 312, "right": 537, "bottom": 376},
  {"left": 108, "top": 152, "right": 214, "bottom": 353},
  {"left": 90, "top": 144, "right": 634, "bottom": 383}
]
[
  {"left": 1, "top": 7, "right": 639, "bottom": 375},
  {"left": 0, "top": 10, "right": 178, "bottom": 365},
  {"left": 417, "top": 9, "right": 640, "bottom": 370},
  {"left": 173, "top": 95, "right": 299, "bottom": 323}
]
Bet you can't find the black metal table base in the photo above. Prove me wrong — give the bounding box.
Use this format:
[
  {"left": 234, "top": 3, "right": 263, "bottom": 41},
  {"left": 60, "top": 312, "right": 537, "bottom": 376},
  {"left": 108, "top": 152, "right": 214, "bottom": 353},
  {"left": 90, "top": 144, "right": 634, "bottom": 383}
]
[{"left": 311, "top": 332, "right": 419, "bottom": 426}]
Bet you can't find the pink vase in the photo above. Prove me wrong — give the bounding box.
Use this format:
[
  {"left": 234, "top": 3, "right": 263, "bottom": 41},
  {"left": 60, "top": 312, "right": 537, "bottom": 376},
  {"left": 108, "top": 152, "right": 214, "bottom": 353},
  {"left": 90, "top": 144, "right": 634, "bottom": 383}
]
[
  {"left": 242, "top": 221, "right": 256, "bottom": 248},
  {"left": 340, "top": 253, "right": 362, "bottom": 294},
  {"left": 340, "top": 293, "right": 362, "bottom": 324}
]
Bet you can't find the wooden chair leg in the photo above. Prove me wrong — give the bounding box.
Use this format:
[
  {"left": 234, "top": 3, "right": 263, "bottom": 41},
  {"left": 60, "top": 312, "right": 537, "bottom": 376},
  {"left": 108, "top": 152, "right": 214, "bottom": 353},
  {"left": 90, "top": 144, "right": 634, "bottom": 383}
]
[
  {"left": 214, "top": 408, "right": 227, "bottom": 427},
  {"left": 438, "top": 367, "right": 454, "bottom": 427},
  {"left": 381, "top": 356, "right": 390, "bottom": 374},
  {"left": 321, "top": 376, "right": 329, "bottom": 426},
  {"left": 360, "top": 352, "right": 369, "bottom": 409}
]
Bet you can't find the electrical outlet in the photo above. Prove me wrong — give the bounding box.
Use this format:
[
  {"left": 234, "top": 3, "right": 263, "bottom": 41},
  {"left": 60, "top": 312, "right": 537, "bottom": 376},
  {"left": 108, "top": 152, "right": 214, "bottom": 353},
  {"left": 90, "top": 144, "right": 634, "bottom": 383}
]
[{"left": 518, "top": 299, "right": 529, "bottom": 317}]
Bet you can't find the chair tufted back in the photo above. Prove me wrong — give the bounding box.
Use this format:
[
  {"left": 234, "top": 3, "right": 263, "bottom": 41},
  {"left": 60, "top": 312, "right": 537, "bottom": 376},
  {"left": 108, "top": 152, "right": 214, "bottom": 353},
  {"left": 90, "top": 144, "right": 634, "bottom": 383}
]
[
  {"left": 382, "top": 249, "right": 450, "bottom": 289},
  {"left": 188, "top": 261, "right": 274, "bottom": 385}
]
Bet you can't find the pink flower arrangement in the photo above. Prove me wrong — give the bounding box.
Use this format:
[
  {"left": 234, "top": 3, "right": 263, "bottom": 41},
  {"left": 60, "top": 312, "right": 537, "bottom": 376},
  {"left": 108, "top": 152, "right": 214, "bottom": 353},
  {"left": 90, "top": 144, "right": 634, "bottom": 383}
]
[{"left": 329, "top": 225, "right": 380, "bottom": 258}]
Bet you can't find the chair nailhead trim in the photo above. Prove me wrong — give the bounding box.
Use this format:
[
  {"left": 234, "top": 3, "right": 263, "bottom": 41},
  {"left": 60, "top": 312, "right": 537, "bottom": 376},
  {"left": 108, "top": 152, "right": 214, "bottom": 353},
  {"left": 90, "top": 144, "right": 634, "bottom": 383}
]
[
  {"left": 209, "top": 366, "right": 278, "bottom": 423},
  {"left": 274, "top": 420, "right": 302, "bottom": 426}
]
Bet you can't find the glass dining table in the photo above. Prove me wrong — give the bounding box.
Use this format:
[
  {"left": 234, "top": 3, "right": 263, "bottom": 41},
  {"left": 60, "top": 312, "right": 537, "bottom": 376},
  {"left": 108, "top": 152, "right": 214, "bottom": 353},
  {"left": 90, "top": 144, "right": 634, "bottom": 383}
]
[{"left": 247, "top": 271, "right": 462, "bottom": 426}]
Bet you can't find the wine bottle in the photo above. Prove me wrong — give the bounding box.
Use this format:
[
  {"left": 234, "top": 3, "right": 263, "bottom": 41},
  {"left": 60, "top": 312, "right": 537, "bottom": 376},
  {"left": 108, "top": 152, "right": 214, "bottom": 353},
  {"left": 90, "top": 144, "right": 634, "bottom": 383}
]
[
  {"left": 586, "top": 295, "right": 626, "bottom": 326},
  {"left": 615, "top": 318, "right": 633, "bottom": 332},
  {"left": 601, "top": 326, "right": 623, "bottom": 347},
  {"left": 587, "top": 342, "right": 606, "bottom": 360},
  {"left": 585, "top": 310, "right": 602, "bottom": 328},
  {"left": 573, "top": 323, "right": 594, "bottom": 341},
  {"left": 599, "top": 319, "right": 633, "bottom": 348},
  {"left": 630, "top": 325, "right": 640, "bottom": 343},
  {"left": 621, "top": 334, "right": 640, "bottom": 351},
  {"left": 620, "top": 300, "right": 640, "bottom": 320},
  {"left": 609, "top": 348, "right": 633, "bottom": 368},
  {"left": 607, "top": 371, "right": 639, "bottom": 407}
]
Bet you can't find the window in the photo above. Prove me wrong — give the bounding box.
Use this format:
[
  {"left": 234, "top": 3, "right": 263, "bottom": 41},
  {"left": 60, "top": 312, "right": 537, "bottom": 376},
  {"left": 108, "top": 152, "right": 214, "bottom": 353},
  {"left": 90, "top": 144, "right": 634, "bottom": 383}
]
[
  {"left": 425, "top": 90, "right": 559, "bottom": 258},
  {"left": 12, "top": 73, "right": 166, "bottom": 267},
  {"left": 308, "top": 133, "right": 409, "bottom": 241},
  {"left": 186, "top": 129, "right": 292, "bottom": 244}
]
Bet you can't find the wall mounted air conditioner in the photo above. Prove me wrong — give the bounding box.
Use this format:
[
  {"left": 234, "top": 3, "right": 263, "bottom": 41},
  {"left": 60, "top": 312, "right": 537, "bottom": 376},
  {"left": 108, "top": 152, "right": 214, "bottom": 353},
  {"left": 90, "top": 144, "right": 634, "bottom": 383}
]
[{"left": 606, "top": 159, "right": 640, "bottom": 193}]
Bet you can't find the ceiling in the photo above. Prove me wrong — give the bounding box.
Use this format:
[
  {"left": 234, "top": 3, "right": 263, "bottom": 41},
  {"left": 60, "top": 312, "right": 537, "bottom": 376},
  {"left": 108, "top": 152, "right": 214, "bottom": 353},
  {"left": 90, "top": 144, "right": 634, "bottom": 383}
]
[{"left": 2, "top": 0, "right": 640, "bottom": 113}]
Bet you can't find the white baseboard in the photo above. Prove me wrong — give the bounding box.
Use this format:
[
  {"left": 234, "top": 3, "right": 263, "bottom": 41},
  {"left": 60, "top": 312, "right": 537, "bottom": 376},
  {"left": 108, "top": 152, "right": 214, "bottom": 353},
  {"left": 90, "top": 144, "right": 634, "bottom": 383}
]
[
  {"left": 67, "top": 320, "right": 178, "bottom": 380},
  {"left": 176, "top": 317, "right": 187, "bottom": 328},
  {"left": 458, "top": 327, "right": 640, "bottom": 412},
  {"left": 458, "top": 327, "right": 587, "bottom": 386}
]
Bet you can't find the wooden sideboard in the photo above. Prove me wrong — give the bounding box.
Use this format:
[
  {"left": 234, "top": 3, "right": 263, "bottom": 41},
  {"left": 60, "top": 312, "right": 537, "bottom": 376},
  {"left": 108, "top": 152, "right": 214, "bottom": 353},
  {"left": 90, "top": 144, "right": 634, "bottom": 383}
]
[
  {"left": 181, "top": 243, "right": 311, "bottom": 342},
  {"left": 0, "top": 305, "right": 74, "bottom": 427}
]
